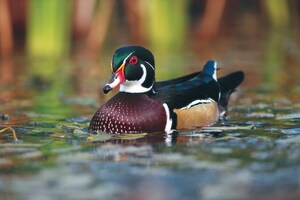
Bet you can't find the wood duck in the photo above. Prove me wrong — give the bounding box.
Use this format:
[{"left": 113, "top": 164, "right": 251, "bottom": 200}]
[{"left": 89, "top": 46, "right": 244, "bottom": 134}]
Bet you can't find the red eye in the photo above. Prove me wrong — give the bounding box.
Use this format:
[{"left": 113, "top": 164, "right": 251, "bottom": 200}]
[{"left": 129, "top": 56, "right": 138, "bottom": 65}]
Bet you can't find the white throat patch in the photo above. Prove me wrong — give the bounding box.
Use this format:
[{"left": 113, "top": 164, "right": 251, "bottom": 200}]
[{"left": 119, "top": 64, "right": 153, "bottom": 93}]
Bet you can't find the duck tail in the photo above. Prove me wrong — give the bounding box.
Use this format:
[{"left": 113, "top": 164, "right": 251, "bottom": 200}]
[{"left": 217, "top": 71, "right": 244, "bottom": 115}]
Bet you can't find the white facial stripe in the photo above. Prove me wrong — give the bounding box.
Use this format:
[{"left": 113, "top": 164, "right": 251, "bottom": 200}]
[
  {"left": 163, "top": 103, "right": 173, "bottom": 133},
  {"left": 139, "top": 64, "right": 147, "bottom": 83},
  {"left": 119, "top": 64, "right": 153, "bottom": 93},
  {"left": 145, "top": 61, "right": 154, "bottom": 71},
  {"left": 180, "top": 98, "right": 215, "bottom": 110},
  {"left": 112, "top": 51, "right": 134, "bottom": 74},
  {"left": 123, "top": 51, "right": 135, "bottom": 66}
]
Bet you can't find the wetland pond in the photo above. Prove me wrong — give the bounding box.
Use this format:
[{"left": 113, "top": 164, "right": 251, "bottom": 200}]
[{"left": 1, "top": 33, "right": 300, "bottom": 199}]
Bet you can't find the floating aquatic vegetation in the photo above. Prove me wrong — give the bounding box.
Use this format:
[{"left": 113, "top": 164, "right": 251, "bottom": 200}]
[
  {"left": 0, "top": 126, "right": 18, "bottom": 141},
  {"left": 87, "top": 132, "right": 148, "bottom": 142},
  {"left": 276, "top": 112, "right": 300, "bottom": 120}
]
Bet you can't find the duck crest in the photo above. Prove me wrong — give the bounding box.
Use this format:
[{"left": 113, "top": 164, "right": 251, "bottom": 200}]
[{"left": 202, "top": 60, "right": 218, "bottom": 80}]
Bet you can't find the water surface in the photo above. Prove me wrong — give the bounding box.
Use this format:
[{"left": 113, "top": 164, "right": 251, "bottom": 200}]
[{"left": 1, "top": 26, "right": 300, "bottom": 200}]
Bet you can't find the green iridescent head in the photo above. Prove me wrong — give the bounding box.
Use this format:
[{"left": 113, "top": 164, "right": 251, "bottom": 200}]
[
  {"left": 112, "top": 46, "right": 155, "bottom": 72},
  {"left": 103, "top": 46, "right": 156, "bottom": 94}
]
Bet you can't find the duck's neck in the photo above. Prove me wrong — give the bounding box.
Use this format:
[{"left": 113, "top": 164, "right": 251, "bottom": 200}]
[
  {"left": 119, "top": 81, "right": 153, "bottom": 93},
  {"left": 119, "top": 63, "right": 155, "bottom": 93}
]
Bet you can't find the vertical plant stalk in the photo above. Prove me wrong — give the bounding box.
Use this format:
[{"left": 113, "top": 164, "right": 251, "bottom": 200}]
[
  {"left": 195, "top": 0, "right": 226, "bottom": 39},
  {"left": 73, "top": 0, "right": 96, "bottom": 40},
  {"left": 262, "top": 0, "right": 290, "bottom": 28},
  {"left": 86, "top": 0, "right": 115, "bottom": 55},
  {"left": 0, "top": 0, "right": 13, "bottom": 57},
  {"left": 147, "top": 0, "right": 188, "bottom": 51},
  {"left": 123, "top": 0, "right": 146, "bottom": 44},
  {"left": 27, "top": 0, "right": 72, "bottom": 57},
  {"left": 262, "top": 29, "right": 287, "bottom": 90}
]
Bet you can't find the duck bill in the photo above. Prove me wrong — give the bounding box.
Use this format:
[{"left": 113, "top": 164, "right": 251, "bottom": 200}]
[{"left": 103, "top": 64, "right": 125, "bottom": 94}]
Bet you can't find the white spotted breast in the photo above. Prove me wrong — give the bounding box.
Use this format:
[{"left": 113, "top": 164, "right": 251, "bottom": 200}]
[{"left": 89, "top": 92, "right": 167, "bottom": 134}]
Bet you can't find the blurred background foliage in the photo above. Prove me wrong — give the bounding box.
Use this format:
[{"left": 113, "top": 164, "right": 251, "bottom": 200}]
[
  {"left": 0, "top": 0, "right": 296, "bottom": 58},
  {"left": 0, "top": 0, "right": 299, "bottom": 98},
  {"left": 1, "top": 1, "right": 300, "bottom": 197}
]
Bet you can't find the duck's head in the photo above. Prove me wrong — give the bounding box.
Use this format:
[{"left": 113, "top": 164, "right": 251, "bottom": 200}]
[{"left": 103, "top": 46, "right": 155, "bottom": 94}]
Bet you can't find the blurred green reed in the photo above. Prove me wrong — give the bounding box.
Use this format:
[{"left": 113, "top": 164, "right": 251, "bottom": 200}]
[
  {"left": 0, "top": 0, "right": 290, "bottom": 59},
  {"left": 263, "top": 0, "right": 290, "bottom": 28},
  {"left": 25, "top": 0, "right": 189, "bottom": 58},
  {"left": 261, "top": 0, "right": 290, "bottom": 91},
  {"left": 146, "top": 0, "right": 188, "bottom": 52},
  {"left": 27, "top": 0, "right": 72, "bottom": 57}
]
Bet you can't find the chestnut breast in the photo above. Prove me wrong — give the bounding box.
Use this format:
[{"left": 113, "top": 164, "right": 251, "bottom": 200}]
[{"left": 89, "top": 92, "right": 167, "bottom": 134}]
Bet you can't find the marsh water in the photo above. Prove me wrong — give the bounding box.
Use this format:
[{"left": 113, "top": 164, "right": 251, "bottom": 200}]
[{"left": 1, "top": 23, "right": 300, "bottom": 200}]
